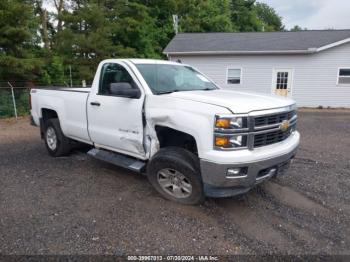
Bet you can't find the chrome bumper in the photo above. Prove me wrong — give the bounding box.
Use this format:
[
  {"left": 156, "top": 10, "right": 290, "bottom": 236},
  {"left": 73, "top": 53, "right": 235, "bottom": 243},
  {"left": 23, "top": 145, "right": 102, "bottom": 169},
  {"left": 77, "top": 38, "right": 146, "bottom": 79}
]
[{"left": 200, "top": 147, "right": 298, "bottom": 198}]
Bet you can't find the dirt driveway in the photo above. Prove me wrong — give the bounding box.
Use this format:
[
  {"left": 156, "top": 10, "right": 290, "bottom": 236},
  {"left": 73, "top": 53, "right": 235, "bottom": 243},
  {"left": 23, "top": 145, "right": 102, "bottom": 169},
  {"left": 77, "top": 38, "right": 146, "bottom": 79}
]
[{"left": 0, "top": 110, "right": 349, "bottom": 255}]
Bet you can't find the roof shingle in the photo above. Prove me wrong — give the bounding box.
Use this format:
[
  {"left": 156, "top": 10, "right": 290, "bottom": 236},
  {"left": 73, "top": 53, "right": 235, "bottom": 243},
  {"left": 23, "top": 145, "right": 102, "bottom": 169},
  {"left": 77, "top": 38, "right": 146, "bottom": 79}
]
[{"left": 164, "top": 30, "right": 350, "bottom": 54}]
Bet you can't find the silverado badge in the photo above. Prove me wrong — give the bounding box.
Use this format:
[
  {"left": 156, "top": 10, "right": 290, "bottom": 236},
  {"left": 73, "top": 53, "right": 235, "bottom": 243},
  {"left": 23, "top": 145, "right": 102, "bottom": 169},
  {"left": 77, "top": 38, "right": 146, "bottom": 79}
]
[{"left": 280, "top": 120, "right": 290, "bottom": 132}]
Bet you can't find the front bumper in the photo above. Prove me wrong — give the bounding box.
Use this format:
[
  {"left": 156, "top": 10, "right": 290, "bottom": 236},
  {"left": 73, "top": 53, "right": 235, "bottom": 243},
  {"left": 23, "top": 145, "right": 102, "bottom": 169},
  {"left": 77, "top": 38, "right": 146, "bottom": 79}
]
[{"left": 200, "top": 134, "right": 299, "bottom": 198}]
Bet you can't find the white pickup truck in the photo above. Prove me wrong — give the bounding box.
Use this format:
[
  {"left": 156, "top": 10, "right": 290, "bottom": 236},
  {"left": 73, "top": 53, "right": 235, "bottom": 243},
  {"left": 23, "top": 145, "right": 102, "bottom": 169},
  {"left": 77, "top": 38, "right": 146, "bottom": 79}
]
[{"left": 30, "top": 59, "right": 300, "bottom": 204}]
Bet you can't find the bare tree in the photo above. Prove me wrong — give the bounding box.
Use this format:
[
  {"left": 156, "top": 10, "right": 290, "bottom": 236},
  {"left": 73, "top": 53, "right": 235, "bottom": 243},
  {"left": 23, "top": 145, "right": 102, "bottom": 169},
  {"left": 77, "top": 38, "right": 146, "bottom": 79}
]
[
  {"left": 33, "top": 0, "right": 49, "bottom": 49},
  {"left": 42, "top": 9, "right": 49, "bottom": 48},
  {"left": 53, "top": 0, "right": 65, "bottom": 33}
]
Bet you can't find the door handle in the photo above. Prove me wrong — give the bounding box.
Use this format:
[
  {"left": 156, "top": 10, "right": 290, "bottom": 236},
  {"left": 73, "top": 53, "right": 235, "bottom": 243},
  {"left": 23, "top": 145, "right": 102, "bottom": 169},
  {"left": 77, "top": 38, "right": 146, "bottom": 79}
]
[{"left": 90, "top": 101, "right": 101, "bottom": 106}]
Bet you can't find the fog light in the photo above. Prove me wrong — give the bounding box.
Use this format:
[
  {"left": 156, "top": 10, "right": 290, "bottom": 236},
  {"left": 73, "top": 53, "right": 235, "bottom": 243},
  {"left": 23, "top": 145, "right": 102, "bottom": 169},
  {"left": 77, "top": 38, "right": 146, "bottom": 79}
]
[
  {"left": 227, "top": 168, "right": 241, "bottom": 176},
  {"left": 227, "top": 167, "right": 248, "bottom": 178}
]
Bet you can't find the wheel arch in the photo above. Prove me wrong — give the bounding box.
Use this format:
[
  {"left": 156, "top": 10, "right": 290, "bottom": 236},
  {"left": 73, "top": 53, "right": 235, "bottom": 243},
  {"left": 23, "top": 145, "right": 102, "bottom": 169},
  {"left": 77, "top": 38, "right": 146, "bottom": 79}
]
[
  {"left": 40, "top": 108, "right": 59, "bottom": 138},
  {"left": 154, "top": 125, "right": 198, "bottom": 155}
]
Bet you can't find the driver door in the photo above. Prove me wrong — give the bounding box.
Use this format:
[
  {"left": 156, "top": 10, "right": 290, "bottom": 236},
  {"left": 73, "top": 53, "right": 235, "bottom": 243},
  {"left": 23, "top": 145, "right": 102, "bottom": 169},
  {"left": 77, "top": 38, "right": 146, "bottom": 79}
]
[{"left": 87, "top": 62, "right": 146, "bottom": 159}]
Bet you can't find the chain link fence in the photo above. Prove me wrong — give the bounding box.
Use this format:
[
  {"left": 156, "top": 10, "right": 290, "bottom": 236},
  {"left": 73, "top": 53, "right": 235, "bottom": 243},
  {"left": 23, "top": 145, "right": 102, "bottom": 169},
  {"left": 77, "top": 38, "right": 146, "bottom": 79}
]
[{"left": 0, "top": 86, "right": 30, "bottom": 119}]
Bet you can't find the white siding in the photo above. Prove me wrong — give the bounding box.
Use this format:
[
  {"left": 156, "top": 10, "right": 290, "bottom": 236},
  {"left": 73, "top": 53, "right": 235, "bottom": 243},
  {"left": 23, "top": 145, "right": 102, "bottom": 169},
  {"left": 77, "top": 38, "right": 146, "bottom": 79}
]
[{"left": 169, "top": 43, "right": 350, "bottom": 107}]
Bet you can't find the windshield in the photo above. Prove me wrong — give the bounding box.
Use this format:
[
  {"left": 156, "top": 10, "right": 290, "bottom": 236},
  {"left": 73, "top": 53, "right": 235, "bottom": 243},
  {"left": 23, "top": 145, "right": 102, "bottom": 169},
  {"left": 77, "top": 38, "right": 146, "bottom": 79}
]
[{"left": 135, "top": 63, "right": 218, "bottom": 94}]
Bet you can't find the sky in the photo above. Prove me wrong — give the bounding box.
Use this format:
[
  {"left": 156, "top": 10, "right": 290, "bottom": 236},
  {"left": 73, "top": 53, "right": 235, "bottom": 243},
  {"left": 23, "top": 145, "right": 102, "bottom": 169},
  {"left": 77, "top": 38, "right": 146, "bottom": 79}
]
[{"left": 261, "top": 0, "right": 350, "bottom": 30}]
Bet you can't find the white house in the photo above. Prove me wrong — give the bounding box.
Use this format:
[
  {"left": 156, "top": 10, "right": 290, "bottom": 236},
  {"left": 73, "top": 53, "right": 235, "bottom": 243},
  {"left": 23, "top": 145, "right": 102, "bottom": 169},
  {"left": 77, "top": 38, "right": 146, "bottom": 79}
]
[{"left": 163, "top": 30, "right": 350, "bottom": 107}]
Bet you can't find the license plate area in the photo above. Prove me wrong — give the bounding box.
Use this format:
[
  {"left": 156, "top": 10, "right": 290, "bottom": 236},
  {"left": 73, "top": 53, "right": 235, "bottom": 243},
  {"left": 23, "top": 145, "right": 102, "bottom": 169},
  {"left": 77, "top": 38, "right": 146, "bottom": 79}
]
[
  {"left": 276, "top": 157, "right": 294, "bottom": 176},
  {"left": 255, "top": 156, "right": 294, "bottom": 183}
]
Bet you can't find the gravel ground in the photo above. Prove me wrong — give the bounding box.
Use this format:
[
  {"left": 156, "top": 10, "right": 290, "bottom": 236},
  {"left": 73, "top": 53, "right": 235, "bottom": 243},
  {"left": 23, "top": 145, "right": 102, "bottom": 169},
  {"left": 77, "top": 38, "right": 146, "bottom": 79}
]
[{"left": 0, "top": 110, "right": 349, "bottom": 255}]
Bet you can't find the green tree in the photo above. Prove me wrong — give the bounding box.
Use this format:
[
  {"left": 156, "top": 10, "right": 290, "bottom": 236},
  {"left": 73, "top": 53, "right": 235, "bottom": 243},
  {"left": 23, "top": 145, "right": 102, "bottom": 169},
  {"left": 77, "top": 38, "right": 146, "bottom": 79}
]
[
  {"left": 39, "top": 54, "right": 66, "bottom": 85},
  {"left": 290, "top": 25, "right": 305, "bottom": 32},
  {"left": 48, "top": 0, "right": 288, "bottom": 84},
  {"left": 0, "top": 0, "right": 42, "bottom": 83},
  {"left": 229, "top": 0, "right": 262, "bottom": 32},
  {"left": 108, "top": 1, "right": 159, "bottom": 58},
  {"left": 54, "top": 0, "right": 160, "bottom": 83},
  {"left": 255, "top": 2, "right": 284, "bottom": 31},
  {"left": 177, "top": 0, "right": 234, "bottom": 32},
  {"left": 54, "top": 0, "right": 120, "bottom": 83},
  {"left": 0, "top": 0, "right": 288, "bottom": 117}
]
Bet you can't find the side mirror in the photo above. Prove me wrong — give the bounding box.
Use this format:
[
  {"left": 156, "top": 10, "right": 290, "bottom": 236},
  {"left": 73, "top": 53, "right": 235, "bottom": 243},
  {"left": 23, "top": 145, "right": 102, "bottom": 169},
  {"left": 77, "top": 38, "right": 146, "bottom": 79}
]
[{"left": 110, "top": 82, "right": 141, "bottom": 99}]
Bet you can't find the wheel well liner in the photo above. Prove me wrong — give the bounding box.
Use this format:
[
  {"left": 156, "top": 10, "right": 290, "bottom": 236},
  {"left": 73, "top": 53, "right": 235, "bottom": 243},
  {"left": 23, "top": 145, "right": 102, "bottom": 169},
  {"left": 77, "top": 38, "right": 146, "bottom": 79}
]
[
  {"left": 42, "top": 108, "right": 58, "bottom": 121},
  {"left": 40, "top": 108, "right": 58, "bottom": 138},
  {"left": 155, "top": 126, "right": 198, "bottom": 155}
]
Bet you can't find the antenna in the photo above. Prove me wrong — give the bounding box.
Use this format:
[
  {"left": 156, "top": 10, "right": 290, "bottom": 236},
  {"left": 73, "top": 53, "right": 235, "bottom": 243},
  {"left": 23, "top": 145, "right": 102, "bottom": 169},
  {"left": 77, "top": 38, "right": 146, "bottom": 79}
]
[{"left": 172, "top": 14, "right": 179, "bottom": 34}]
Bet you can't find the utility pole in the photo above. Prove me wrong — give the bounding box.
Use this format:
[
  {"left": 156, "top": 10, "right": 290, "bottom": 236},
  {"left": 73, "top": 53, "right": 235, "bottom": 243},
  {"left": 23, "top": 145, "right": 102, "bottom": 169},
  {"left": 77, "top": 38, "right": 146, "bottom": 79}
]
[{"left": 172, "top": 15, "right": 179, "bottom": 34}]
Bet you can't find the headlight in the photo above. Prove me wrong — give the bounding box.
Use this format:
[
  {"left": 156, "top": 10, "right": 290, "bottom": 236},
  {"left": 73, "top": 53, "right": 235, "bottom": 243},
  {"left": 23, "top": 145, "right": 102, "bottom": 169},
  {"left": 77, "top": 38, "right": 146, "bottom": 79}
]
[
  {"left": 214, "top": 114, "right": 249, "bottom": 150},
  {"left": 215, "top": 115, "right": 248, "bottom": 130},
  {"left": 214, "top": 134, "right": 248, "bottom": 149}
]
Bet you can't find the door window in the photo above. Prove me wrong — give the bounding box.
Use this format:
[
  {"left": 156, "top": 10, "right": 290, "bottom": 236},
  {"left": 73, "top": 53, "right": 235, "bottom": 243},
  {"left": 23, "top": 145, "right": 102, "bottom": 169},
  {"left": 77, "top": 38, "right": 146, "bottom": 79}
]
[
  {"left": 274, "top": 69, "right": 292, "bottom": 97},
  {"left": 99, "top": 63, "right": 138, "bottom": 95},
  {"left": 276, "top": 71, "right": 289, "bottom": 90}
]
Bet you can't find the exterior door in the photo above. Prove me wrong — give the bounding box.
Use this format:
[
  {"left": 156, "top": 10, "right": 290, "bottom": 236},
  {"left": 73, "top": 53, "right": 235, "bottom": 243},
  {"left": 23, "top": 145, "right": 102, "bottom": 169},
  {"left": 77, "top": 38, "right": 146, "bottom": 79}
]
[
  {"left": 87, "top": 62, "right": 145, "bottom": 159},
  {"left": 273, "top": 69, "right": 293, "bottom": 97}
]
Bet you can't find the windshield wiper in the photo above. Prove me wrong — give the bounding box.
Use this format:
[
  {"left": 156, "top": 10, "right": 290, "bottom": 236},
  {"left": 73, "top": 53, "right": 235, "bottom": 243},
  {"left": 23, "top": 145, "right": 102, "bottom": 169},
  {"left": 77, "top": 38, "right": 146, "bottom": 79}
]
[
  {"left": 157, "top": 90, "right": 181, "bottom": 95},
  {"left": 157, "top": 88, "right": 216, "bottom": 95}
]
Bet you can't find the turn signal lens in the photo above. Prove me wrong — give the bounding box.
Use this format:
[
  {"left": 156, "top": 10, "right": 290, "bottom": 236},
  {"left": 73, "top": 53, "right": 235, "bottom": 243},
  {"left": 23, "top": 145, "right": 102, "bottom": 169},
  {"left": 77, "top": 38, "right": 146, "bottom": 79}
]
[
  {"left": 215, "top": 116, "right": 247, "bottom": 129},
  {"left": 215, "top": 135, "right": 247, "bottom": 149},
  {"left": 215, "top": 136, "right": 229, "bottom": 147},
  {"left": 215, "top": 118, "right": 230, "bottom": 128}
]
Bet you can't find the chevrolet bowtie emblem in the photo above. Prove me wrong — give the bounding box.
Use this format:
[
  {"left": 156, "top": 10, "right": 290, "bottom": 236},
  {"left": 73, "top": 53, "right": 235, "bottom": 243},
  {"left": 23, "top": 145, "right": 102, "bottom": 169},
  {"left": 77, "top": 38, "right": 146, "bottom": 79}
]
[{"left": 280, "top": 120, "right": 290, "bottom": 132}]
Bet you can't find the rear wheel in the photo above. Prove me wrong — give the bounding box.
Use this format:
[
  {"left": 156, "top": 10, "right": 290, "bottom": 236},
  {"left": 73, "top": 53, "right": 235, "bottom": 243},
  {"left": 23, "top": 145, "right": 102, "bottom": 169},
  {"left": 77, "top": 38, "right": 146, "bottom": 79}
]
[
  {"left": 147, "top": 147, "right": 204, "bottom": 205},
  {"left": 44, "top": 118, "right": 71, "bottom": 157}
]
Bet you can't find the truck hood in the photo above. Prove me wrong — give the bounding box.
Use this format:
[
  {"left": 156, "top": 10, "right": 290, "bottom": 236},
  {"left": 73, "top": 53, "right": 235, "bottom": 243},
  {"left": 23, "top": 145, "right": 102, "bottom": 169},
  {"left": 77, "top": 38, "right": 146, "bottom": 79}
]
[{"left": 168, "top": 89, "right": 295, "bottom": 114}]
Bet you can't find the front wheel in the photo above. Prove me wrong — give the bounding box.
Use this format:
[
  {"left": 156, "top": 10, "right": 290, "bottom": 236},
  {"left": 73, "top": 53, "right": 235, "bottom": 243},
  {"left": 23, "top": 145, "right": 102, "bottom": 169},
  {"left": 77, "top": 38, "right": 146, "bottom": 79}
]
[{"left": 147, "top": 147, "right": 205, "bottom": 205}]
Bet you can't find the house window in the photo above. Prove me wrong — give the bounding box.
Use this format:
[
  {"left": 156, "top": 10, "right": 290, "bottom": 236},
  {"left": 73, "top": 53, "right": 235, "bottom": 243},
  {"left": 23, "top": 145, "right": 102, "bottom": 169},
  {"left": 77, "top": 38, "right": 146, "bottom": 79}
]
[
  {"left": 338, "top": 68, "right": 350, "bottom": 85},
  {"left": 227, "top": 68, "right": 241, "bottom": 84}
]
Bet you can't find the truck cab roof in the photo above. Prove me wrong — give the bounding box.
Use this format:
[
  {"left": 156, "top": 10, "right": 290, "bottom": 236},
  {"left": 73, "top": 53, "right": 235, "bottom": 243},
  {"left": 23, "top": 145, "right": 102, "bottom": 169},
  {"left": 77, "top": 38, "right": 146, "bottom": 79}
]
[{"left": 102, "top": 58, "right": 185, "bottom": 66}]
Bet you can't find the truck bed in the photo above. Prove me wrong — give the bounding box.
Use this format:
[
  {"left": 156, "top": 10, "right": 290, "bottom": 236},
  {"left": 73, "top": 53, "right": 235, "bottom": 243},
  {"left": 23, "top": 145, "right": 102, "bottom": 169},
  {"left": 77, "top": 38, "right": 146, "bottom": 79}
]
[{"left": 31, "top": 87, "right": 92, "bottom": 144}]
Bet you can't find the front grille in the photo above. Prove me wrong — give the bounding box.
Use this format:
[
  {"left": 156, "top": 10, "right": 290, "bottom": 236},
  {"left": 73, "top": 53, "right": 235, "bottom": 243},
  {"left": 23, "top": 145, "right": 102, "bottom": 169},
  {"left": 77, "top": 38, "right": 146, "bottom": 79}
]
[
  {"left": 254, "top": 129, "right": 293, "bottom": 148},
  {"left": 214, "top": 108, "right": 297, "bottom": 150},
  {"left": 252, "top": 110, "right": 296, "bottom": 148},
  {"left": 254, "top": 111, "right": 296, "bottom": 127}
]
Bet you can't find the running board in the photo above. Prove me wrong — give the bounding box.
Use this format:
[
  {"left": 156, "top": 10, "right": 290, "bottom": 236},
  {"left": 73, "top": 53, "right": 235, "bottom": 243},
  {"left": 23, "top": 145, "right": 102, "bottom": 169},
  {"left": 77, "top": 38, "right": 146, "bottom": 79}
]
[{"left": 87, "top": 148, "right": 146, "bottom": 172}]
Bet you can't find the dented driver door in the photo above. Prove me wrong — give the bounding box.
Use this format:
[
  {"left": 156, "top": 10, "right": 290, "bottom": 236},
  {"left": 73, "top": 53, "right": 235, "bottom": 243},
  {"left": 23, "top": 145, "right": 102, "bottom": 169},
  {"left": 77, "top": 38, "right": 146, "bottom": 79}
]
[{"left": 87, "top": 62, "right": 146, "bottom": 159}]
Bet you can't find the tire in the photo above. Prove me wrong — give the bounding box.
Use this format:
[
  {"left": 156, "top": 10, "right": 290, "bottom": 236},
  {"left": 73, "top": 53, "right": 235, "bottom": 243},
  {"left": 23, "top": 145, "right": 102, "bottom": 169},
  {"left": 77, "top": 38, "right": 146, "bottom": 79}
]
[
  {"left": 147, "top": 147, "right": 205, "bottom": 205},
  {"left": 44, "top": 118, "right": 71, "bottom": 157}
]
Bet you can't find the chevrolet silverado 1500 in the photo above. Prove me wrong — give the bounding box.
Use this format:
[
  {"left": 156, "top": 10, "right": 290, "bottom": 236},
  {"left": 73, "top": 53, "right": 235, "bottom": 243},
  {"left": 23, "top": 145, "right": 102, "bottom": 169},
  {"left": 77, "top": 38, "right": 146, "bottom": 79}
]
[{"left": 30, "top": 59, "right": 300, "bottom": 204}]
